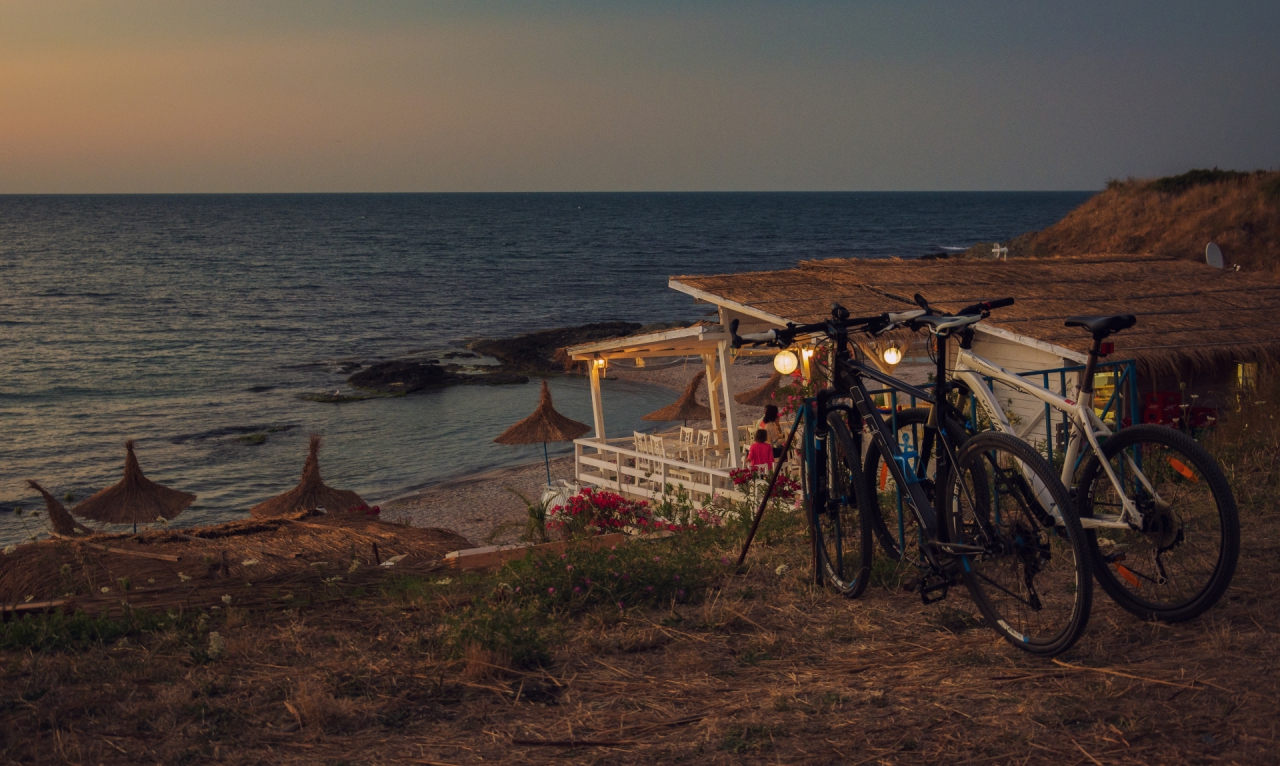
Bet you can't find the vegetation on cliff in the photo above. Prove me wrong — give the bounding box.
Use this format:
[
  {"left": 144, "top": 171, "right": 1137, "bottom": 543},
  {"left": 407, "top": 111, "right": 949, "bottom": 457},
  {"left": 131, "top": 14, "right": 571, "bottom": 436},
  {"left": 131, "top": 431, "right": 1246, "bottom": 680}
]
[{"left": 969, "top": 169, "right": 1280, "bottom": 274}]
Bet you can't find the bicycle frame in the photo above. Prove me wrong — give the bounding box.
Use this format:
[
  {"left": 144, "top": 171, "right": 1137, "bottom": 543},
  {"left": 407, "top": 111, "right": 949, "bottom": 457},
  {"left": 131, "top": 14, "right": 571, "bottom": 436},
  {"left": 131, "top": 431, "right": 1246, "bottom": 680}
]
[
  {"left": 811, "top": 341, "right": 991, "bottom": 569},
  {"left": 953, "top": 348, "right": 1150, "bottom": 530}
]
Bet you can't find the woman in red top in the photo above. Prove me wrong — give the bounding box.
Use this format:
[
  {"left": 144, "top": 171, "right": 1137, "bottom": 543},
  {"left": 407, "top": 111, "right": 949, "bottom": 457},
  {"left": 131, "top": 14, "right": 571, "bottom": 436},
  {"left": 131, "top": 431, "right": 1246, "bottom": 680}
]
[{"left": 747, "top": 429, "right": 774, "bottom": 471}]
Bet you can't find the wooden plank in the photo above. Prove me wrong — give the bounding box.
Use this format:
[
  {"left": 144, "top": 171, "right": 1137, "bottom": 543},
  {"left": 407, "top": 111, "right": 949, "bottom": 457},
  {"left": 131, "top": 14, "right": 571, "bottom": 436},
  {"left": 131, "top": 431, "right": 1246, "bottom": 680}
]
[
  {"left": 1, "top": 599, "right": 71, "bottom": 615},
  {"left": 79, "top": 543, "right": 181, "bottom": 562},
  {"left": 589, "top": 362, "right": 606, "bottom": 442},
  {"left": 445, "top": 534, "right": 628, "bottom": 571}
]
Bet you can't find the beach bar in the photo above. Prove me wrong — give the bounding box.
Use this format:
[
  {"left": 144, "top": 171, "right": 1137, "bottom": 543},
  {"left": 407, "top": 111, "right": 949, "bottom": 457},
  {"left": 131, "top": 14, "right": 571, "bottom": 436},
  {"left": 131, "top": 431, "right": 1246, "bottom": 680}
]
[{"left": 565, "top": 323, "right": 749, "bottom": 503}]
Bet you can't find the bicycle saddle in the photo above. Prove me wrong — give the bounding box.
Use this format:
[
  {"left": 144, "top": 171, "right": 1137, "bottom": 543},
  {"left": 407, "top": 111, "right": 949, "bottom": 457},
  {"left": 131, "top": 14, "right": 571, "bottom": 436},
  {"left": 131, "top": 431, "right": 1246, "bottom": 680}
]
[{"left": 1064, "top": 314, "right": 1137, "bottom": 340}]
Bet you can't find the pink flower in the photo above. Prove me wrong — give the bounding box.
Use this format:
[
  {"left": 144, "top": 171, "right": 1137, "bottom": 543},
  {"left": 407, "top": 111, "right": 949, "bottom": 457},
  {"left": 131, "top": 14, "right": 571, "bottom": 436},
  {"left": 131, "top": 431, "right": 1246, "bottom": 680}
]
[{"left": 547, "top": 587, "right": 556, "bottom": 595}]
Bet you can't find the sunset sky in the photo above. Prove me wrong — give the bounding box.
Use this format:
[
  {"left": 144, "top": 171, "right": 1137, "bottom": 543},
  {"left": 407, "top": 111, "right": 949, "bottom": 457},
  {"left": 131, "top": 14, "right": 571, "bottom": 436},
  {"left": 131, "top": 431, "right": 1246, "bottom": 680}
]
[{"left": 2, "top": 1, "right": 1277, "bottom": 193}]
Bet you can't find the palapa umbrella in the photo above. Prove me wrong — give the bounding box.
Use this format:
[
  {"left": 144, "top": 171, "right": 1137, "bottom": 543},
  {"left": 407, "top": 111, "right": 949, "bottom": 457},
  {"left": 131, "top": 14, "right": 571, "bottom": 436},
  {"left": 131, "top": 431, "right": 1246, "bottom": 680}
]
[
  {"left": 642, "top": 369, "right": 713, "bottom": 425},
  {"left": 26, "top": 480, "right": 92, "bottom": 537},
  {"left": 72, "top": 440, "right": 196, "bottom": 533},
  {"left": 250, "top": 434, "right": 365, "bottom": 518},
  {"left": 494, "top": 380, "right": 591, "bottom": 485},
  {"left": 735, "top": 370, "right": 784, "bottom": 406}
]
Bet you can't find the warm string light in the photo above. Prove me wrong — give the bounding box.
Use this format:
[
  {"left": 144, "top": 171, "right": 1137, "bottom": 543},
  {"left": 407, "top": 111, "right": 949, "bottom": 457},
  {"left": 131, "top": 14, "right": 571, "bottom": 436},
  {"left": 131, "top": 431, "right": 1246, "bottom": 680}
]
[{"left": 881, "top": 342, "right": 904, "bottom": 366}]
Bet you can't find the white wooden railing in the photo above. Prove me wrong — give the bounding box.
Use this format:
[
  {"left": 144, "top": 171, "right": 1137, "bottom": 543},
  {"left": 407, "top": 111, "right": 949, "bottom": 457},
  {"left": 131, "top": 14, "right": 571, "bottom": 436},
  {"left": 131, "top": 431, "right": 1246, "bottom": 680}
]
[{"left": 573, "top": 437, "right": 745, "bottom": 503}]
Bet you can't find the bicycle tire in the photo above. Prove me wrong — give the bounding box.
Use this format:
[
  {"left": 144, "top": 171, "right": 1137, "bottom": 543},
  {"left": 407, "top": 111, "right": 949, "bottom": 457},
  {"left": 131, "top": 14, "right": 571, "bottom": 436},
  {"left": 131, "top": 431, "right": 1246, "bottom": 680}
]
[
  {"left": 1076, "top": 424, "right": 1239, "bottom": 623},
  {"left": 862, "top": 407, "right": 969, "bottom": 564},
  {"left": 943, "top": 432, "right": 1092, "bottom": 656},
  {"left": 811, "top": 410, "right": 873, "bottom": 598}
]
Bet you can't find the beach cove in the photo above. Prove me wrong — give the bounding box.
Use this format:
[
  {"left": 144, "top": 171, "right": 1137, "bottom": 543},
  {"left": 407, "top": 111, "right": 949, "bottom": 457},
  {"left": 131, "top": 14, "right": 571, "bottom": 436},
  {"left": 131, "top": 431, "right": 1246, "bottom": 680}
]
[{"left": 0, "top": 192, "right": 1090, "bottom": 545}]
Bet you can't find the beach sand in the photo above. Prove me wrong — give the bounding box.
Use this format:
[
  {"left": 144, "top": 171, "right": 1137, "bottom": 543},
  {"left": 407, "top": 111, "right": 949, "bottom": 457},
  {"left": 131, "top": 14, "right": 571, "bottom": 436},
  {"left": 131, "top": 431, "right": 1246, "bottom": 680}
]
[{"left": 384, "top": 357, "right": 933, "bottom": 543}]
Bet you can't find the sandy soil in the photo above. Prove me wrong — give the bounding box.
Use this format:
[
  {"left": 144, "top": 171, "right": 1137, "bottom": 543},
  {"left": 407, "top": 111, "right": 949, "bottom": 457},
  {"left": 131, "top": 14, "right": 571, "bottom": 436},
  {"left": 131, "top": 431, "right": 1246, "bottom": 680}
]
[{"left": 382, "top": 456, "right": 577, "bottom": 546}]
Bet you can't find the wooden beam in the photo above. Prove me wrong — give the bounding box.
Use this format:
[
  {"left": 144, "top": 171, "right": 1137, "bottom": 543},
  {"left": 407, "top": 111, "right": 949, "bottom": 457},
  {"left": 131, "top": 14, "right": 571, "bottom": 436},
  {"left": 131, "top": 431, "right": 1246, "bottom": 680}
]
[
  {"left": 703, "top": 354, "right": 722, "bottom": 442},
  {"left": 589, "top": 361, "right": 607, "bottom": 442},
  {"left": 718, "top": 340, "right": 741, "bottom": 468}
]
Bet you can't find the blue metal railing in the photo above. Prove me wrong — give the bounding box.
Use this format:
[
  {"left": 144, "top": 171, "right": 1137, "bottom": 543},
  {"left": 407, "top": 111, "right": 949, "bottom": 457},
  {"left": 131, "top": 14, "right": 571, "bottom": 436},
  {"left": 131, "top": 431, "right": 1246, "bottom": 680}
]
[{"left": 864, "top": 358, "right": 1139, "bottom": 467}]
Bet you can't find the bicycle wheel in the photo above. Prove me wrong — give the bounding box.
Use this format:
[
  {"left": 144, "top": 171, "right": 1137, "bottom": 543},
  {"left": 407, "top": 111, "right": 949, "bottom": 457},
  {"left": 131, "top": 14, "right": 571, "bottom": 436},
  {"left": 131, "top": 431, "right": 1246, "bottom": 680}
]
[
  {"left": 862, "top": 407, "right": 969, "bottom": 566},
  {"left": 1076, "top": 424, "right": 1239, "bottom": 622},
  {"left": 943, "top": 432, "right": 1092, "bottom": 656},
  {"left": 811, "top": 411, "right": 873, "bottom": 598}
]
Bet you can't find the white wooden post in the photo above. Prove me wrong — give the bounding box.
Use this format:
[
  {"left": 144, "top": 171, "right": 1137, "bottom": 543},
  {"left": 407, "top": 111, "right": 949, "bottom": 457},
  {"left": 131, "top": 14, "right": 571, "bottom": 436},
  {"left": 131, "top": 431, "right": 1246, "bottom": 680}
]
[
  {"left": 702, "top": 354, "right": 722, "bottom": 443},
  {"left": 718, "top": 340, "right": 741, "bottom": 468},
  {"left": 589, "top": 361, "right": 607, "bottom": 442}
]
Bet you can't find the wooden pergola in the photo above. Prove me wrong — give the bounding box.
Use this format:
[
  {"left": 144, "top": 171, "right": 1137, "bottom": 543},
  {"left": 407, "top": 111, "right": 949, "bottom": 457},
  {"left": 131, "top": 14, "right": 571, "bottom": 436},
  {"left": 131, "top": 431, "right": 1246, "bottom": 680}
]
[
  {"left": 567, "top": 323, "right": 745, "bottom": 468},
  {"left": 565, "top": 323, "right": 754, "bottom": 502}
]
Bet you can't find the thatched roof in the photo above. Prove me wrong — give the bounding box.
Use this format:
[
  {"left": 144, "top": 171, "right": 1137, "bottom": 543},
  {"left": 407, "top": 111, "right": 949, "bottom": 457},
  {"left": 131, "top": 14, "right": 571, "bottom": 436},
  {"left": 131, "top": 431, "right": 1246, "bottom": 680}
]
[
  {"left": 672, "top": 253, "right": 1280, "bottom": 374},
  {"left": 494, "top": 380, "right": 591, "bottom": 445},
  {"left": 250, "top": 435, "right": 366, "bottom": 519},
  {"left": 735, "top": 371, "right": 784, "bottom": 406},
  {"left": 643, "top": 370, "right": 714, "bottom": 422},
  {"left": 71, "top": 441, "right": 196, "bottom": 525},
  {"left": 26, "top": 480, "right": 91, "bottom": 536}
]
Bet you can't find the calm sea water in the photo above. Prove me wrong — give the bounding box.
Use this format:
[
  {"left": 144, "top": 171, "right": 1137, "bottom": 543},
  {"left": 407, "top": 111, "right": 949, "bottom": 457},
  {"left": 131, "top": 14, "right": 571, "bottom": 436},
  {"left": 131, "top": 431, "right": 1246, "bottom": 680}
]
[{"left": 0, "top": 192, "right": 1091, "bottom": 543}]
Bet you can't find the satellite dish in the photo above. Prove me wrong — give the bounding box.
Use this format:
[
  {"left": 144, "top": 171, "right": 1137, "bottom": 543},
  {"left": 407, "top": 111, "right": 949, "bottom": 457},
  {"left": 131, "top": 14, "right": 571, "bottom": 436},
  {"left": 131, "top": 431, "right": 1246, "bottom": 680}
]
[{"left": 1206, "top": 242, "right": 1224, "bottom": 269}]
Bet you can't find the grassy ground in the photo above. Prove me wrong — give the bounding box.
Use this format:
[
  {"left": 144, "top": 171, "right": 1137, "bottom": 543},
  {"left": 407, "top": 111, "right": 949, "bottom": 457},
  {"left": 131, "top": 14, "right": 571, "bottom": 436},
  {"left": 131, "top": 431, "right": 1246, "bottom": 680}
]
[{"left": 3, "top": 453, "right": 1278, "bottom": 764}]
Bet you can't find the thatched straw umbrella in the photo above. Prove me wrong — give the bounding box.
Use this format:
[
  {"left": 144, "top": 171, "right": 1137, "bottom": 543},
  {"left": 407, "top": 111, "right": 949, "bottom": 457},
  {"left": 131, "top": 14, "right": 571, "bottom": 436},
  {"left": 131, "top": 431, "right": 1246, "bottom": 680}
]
[
  {"left": 250, "top": 434, "right": 365, "bottom": 519},
  {"left": 735, "top": 370, "right": 784, "bottom": 406},
  {"left": 26, "top": 480, "right": 92, "bottom": 537},
  {"left": 643, "top": 369, "right": 714, "bottom": 425},
  {"left": 72, "top": 440, "right": 196, "bottom": 533},
  {"left": 495, "top": 380, "right": 591, "bottom": 485}
]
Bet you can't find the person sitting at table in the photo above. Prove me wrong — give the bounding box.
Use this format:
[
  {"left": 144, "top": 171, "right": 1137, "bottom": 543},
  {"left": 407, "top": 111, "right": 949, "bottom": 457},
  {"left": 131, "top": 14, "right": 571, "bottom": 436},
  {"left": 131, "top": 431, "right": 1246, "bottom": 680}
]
[
  {"left": 747, "top": 429, "right": 774, "bottom": 471},
  {"left": 756, "top": 405, "right": 784, "bottom": 447},
  {"left": 756, "top": 404, "right": 788, "bottom": 459}
]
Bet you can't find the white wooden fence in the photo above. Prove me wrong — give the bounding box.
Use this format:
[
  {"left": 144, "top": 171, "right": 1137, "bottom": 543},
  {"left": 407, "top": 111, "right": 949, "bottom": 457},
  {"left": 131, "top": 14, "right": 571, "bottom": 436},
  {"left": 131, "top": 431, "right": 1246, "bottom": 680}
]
[{"left": 573, "top": 438, "right": 745, "bottom": 503}]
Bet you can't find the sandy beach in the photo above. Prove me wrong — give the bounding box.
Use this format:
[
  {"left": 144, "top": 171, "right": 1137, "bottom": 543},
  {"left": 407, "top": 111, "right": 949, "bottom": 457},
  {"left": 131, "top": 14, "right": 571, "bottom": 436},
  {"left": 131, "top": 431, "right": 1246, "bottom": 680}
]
[{"left": 384, "top": 356, "right": 933, "bottom": 543}]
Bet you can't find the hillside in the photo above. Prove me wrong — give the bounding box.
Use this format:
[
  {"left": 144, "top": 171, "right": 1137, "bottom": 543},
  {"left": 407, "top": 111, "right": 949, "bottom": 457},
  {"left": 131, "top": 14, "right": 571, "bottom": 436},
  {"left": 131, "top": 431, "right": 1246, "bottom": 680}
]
[{"left": 970, "top": 169, "right": 1280, "bottom": 274}]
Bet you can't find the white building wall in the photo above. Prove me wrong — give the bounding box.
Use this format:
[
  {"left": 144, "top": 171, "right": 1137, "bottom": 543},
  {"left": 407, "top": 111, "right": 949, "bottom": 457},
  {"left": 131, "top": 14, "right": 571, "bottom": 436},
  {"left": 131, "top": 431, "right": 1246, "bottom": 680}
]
[{"left": 949, "top": 333, "right": 1076, "bottom": 451}]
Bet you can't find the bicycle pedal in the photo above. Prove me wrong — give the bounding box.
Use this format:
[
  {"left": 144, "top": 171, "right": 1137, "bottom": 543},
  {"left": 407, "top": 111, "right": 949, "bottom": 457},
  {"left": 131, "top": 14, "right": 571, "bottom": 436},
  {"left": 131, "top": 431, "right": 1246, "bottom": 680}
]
[{"left": 918, "top": 574, "right": 951, "bottom": 604}]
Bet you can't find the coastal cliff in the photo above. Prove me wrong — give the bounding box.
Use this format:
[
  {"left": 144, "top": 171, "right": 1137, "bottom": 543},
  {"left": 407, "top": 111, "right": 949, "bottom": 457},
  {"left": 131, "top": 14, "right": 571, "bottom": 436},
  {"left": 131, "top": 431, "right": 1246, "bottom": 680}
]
[{"left": 966, "top": 169, "right": 1280, "bottom": 273}]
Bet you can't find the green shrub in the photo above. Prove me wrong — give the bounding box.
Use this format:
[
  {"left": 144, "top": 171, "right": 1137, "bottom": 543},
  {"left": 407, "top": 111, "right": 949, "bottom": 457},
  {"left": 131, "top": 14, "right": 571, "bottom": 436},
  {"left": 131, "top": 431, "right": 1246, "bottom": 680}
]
[
  {"left": 1147, "top": 168, "right": 1249, "bottom": 195},
  {"left": 443, "top": 602, "right": 551, "bottom": 668},
  {"left": 504, "top": 531, "right": 730, "bottom": 616},
  {"left": 0, "top": 609, "right": 192, "bottom": 652}
]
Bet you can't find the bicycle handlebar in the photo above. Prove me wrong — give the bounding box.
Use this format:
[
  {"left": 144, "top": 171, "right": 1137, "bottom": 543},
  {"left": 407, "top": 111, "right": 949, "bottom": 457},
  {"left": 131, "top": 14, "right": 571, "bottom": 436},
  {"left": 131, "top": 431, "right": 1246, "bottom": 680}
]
[
  {"left": 957, "top": 297, "right": 1015, "bottom": 315},
  {"left": 729, "top": 309, "right": 886, "bottom": 349},
  {"left": 728, "top": 294, "right": 1014, "bottom": 349}
]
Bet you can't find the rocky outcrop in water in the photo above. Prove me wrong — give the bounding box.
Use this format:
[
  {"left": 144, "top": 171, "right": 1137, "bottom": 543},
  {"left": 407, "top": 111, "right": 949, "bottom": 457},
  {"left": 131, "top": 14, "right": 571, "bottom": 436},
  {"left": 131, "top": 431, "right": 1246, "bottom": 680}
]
[
  {"left": 346, "top": 360, "right": 527, "bottom": 395},
  {"left": 470, "top": 321, "right": 642, "bottom": 374}
]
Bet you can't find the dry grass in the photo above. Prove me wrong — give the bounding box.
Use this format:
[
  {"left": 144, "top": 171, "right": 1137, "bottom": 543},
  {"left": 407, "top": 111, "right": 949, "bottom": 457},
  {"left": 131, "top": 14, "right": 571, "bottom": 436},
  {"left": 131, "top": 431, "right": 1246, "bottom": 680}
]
[
  {"left": 2, "top": 431, "right": 1278, "bottom": 764},
  {"left": 1011, "top": 171, "right": 1280, "bottom": 276}
]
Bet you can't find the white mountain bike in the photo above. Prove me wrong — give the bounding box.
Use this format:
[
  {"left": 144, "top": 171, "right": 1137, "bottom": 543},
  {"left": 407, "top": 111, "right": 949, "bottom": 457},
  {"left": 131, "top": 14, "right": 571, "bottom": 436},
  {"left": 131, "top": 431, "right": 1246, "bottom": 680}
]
[{"left": 865, "top": 295, "right": 1239, "bottom": 623}]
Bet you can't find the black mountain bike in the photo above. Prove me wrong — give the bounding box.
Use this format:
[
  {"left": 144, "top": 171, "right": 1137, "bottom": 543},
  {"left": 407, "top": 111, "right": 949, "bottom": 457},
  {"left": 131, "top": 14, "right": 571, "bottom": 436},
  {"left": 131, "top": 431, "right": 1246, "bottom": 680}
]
[{"left": 732, "top": 299, "right": 1094, "bottom": 656}]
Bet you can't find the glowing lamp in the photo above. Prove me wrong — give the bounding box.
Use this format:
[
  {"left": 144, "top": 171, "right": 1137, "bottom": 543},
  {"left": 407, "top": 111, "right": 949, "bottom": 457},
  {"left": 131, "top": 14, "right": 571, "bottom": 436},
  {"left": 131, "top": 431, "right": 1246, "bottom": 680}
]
[
  {"left": 773, "top": 350, "right": 799, "bottom": 375},
  {"left": 881, "top": 342, "right": 904, "bottom": 366}
]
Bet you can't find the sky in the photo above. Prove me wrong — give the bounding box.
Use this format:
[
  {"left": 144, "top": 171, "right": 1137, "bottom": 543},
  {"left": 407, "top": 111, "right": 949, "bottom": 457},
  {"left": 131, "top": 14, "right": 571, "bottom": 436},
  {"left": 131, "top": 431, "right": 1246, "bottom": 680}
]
[{"left": 1, "top": 1, "right": 1277, "bottom": 193}]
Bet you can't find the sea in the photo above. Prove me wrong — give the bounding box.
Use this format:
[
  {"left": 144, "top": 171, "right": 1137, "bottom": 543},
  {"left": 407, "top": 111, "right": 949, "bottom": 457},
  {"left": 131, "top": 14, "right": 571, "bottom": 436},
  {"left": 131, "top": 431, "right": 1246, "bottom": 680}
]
[{"left": 0, "top": 192, "right": 1092, "bottom": 544}]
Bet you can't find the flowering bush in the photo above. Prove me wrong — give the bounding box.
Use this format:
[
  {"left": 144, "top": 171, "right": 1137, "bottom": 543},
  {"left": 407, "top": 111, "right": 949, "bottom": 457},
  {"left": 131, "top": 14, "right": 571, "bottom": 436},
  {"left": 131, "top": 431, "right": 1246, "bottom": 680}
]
[
  {"left": 348, "top": 503, "right": 381, "bottom": 516},
  {"left": 730, "top": 468, "right": 802, "bottom": 515},
  {"left": 548, "top": 488, "right": 689, "bottom": 538}
]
